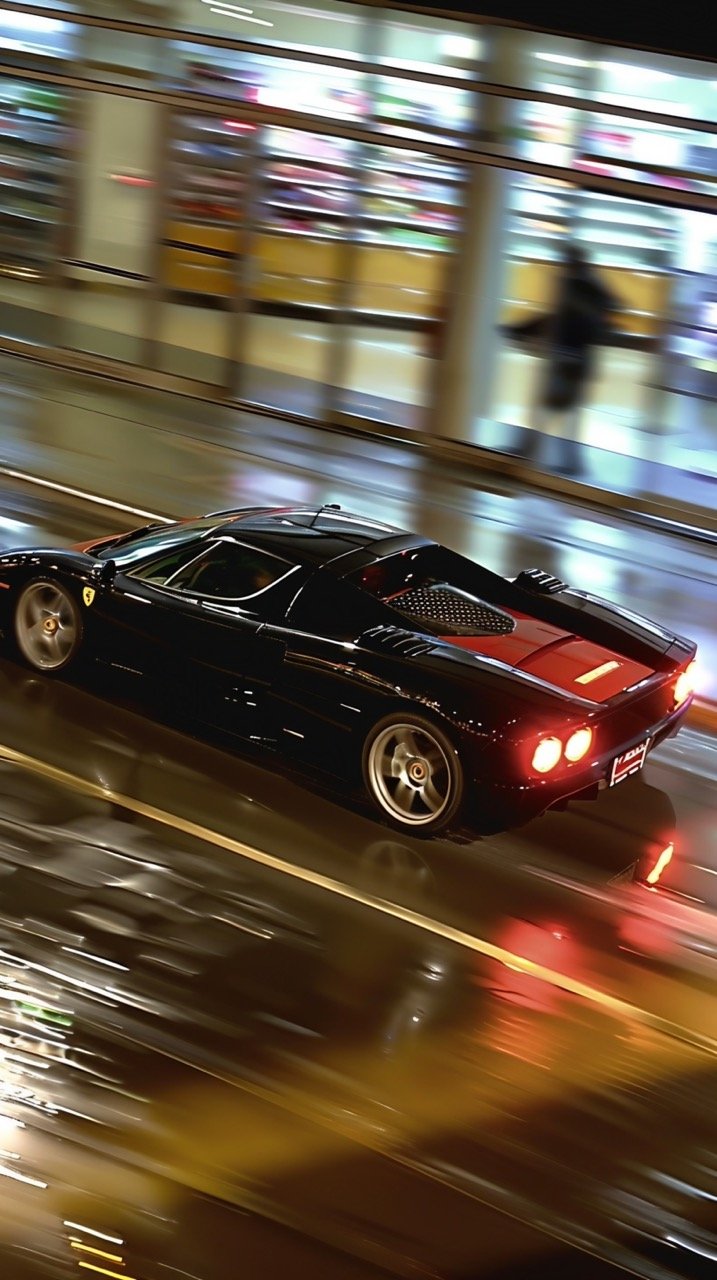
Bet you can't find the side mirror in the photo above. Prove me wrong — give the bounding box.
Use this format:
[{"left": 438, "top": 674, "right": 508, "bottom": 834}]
[{"left": 95, "top": 558, "right": 116, "bottom": 587}]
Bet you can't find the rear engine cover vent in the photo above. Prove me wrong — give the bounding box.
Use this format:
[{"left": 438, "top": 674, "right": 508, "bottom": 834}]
[
  {"left": 515, "top": 567, "right": 568, "bottom": 594},
  {"left": 394, "top": 586, "right": 515, "bottom": 636}
]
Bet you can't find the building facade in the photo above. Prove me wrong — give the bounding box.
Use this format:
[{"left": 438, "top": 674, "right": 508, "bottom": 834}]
[{"left": 0, "top": 1, "right": 715, "bottom": 505}]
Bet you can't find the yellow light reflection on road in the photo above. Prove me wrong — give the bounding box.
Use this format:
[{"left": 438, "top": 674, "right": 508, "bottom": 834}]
[{"left": 0, "top": 740, "right": 714, "bottom": 1058}]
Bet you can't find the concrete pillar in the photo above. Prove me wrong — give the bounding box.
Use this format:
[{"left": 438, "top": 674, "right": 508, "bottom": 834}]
[{"left": 433, "top": 27, "right": 526, "bottom": 443}]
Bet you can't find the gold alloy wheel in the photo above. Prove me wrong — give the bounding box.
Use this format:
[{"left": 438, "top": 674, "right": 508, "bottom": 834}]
[
  {"left": 366, "top": 720, "right": 456, "bottom": 829},
  {"left": 15, "top": 580, "right": 81, "bottom": 672}
]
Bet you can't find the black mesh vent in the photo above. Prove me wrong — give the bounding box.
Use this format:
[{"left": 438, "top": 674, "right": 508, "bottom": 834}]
[{"left": 394, "top": 586, "right": 515, "bottom": 635}]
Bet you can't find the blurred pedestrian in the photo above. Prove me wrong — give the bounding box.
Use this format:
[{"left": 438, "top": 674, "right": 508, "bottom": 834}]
[{"left": 505, "top": 245, "right": 620, "bottom": 476}]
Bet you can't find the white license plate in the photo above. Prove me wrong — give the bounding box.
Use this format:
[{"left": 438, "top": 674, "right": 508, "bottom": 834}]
[{"left": 610, "top": 738, "right": 650, "bottom": 786}]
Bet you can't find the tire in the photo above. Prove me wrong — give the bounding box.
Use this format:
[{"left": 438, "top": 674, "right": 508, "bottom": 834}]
[
  {"left": 362, "top": 712, "right": 464, "bottom": 836},
  {"left": 13, "top": 578, "right": 84, "bottom": 674}
]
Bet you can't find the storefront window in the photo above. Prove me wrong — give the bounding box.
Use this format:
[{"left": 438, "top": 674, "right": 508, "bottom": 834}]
[
  {"left": 338, "top": 146, "right": 464, "bottom": 427},
  {"left": 577, "top": 112, "right": 717, "bottom": 195},
  {"left": 487, "top": 29, "right": 594, "bottom": 96},
  {"left": 594, "top": 51, "right": 717, "bottom": 122},
  {"left": 502, "top": 98, "right": 579, "bottom": 166},
  {"left": 83, "top": 27, "right": 159, "bottom": 88},
  {"left": 657, "top": 209, "right": 716, "bottom": 482},
  {"left": 471, "top": 176, "right": 714, "bottom": 493},
  {"left": 373, "top": 76, "right": 474, "bottom": 142},
  {"left": 0, "top": 7, "right": 76, "bottom": 64},
  {"left": 377, "top": 11, "right": 483, "bottom": 80},
  {"left": 156, "top": 110, "right": 251, "bottom": 384},
  {"left": 168, "top": 41, "right": 370, "bottom": 121},
  {"left": 237, "top": 126, "right": 357, "bottom": 417},
  {"left": 175, "top": 0, "right": 367, "bottom": 59},
  {"left": 0, "top": 76, "right": 68, "bottom": 346},
  {"left": 245, "top": 51, "right": 368, "bottom": 118}
]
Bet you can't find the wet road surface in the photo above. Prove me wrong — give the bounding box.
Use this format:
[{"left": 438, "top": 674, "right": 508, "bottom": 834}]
[{"left": 0, "top": 470, "right": 715, "bottom": 1279}]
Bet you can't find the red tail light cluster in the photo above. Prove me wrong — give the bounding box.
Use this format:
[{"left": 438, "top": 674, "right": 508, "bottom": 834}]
[
  {"left": 674, "top": 659, "right": 697, "bottom": 708},
  {"left": 531, "top": 726, "right": 593, "bottom": 774}
]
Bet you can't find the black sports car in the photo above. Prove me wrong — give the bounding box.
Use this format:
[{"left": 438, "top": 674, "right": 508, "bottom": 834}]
[{"left": 0, "top": 504, "right": 698, "bottom": 836}]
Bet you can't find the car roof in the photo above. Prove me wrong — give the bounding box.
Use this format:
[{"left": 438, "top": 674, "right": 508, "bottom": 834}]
[{"left": 212, "top": 506, "right": 414, "bottom": 567}]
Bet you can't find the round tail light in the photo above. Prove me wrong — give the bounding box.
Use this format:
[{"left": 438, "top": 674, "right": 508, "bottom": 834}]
[
  {"left": 565, "top": 726, "right": 593, "bottom": 762},
  {"left": 531, "top": 736, "right": 562, "bottom": 774},
  {"left": 674, "top": 660, "right": 697, "bottom": 708}
]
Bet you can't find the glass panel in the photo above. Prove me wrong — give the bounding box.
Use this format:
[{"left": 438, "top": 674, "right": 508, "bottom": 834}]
[
  {"left": 487, "top": 28, "right": 594, "bottom": 95},
  {"left": 167, "top": 41, "right": 369, "bottom": 120},
  {"left": 0, "top": 8, "right": 76, "bottom": 67},
  {"left": 477, "top": 177, "right": 716, "bottom": 492},
  {"left": 339, "top": 147, "right": 463, "bottom": 427},
  {"left": 168, "top": 41, "right": 248, "bottom": 99},
  {"left": 237, "top": 126, "right": 357, "bottom": 417},
  {"left": 377, "top": 11, "right": 484, "bottom": 80},
  {"left": 0, "top": 78, "right": 68, "bottom": 346},
  {"left": 358, "top": 146, "right": 462, "bottom": 255},
  {"left": 661, "top": 210, "right": 717, "bottom": 485},
  {"left": 577, "top": 113, "right": 717, "bottom": 195},
  {"left": 594, "top": 50, "right": 717, "bottom": 121},
  {"left": 175, "top": 0, "right": 367, "bottom": 58},
  {"left": 1, "top": 0, "right": 173, "bottom": 20},
  {"left": 475, "top": 174, "right": 574, "bottom": 447},
  {"left": 64, "top": 92, "right": 159, "bottom": 361},
  {"left": 82, "top": 27, "right": 159, "bottom": 88},
  {"left": 504, "top": 98, "right": 579, "bottom": 166},
  {"left": 245, "top": 52, "right": 369, "bottom": 120},
  {"left": 374, "top": 76, "right": 474, "bottom": 142},
  {"left": 157, "top": 111, "right": 251, "bottom": 382}
]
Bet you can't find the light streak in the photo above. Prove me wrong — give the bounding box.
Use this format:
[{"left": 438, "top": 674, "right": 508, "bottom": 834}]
[
  {"left": 64, "top": 1222, "right": 124, "bottom": 1245},
  {"left": 70, "top": 1243, "right": 124, "bottom": 1263},
  {"left": 77, "top": 1265, "right": 135, "bottom": 1279}
]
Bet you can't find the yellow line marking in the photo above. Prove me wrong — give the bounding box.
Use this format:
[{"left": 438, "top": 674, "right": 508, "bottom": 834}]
[
  {"left": 77, "top": 1265, "right": 133, "bottom": 1279},
  {"left": 576, "top": 660, "right": 620, "bottom": 685},
  {"left": 70, "top": 1244, "right": 124, "bottom": 1263},
  {"left": 0, "top": 740, "right": 714, "bottom": 1057}
]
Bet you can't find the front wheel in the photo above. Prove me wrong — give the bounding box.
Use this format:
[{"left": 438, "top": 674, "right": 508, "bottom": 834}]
[
  {"left": 14, "top": 578, "right": 84, "bottom": 673},
  {"left": 362, "top": 713, "right": 464, "bottom": 836}
]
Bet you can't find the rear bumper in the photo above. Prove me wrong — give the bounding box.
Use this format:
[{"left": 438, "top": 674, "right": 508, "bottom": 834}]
[{"left": 483, "top": 694, "right": 692, "bottom": 822}]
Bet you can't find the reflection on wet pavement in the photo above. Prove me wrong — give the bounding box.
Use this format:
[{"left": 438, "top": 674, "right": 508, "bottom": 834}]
[
  {"left": 0, "top": 649, "right": 715, "bottom": 1278},
  {"left": 0, "top": 435, "right": 715, "bottom": 1278}
]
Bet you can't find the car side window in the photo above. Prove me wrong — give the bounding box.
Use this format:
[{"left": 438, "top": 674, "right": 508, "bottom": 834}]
[
  {"left": 128, "top": 544, "right": 207, "bottom": 586},
  {"left": 163, "top": 540, "right": 291, "bottom": 600}
]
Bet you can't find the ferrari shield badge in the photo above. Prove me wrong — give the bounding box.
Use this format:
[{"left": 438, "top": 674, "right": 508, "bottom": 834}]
[{"left": 82, "top": 586, "right": 95, "bottom": 607}]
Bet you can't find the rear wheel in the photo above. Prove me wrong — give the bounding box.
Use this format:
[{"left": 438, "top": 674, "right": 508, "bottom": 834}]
[
  {"left": 14, "top": 579, "right": 83, "bottom": 673},
  {"left": 362, "top": 713, "right": 464, "bottom": 835}
]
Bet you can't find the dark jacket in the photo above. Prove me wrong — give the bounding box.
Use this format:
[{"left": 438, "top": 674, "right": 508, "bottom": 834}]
[{"left": 543, "top": 263, "right": 618, "bottom": 409}]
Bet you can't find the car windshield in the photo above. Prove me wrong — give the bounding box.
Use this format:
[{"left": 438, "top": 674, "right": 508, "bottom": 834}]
[{"left": 95, "top": 517, "right": 226, "bottom": 566}]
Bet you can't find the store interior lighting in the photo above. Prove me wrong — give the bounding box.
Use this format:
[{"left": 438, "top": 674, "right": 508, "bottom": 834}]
[
  {"left": 534, "top": 52, "right": 592, "bottom": 68},
  {"left": 199, "top": 0, "right": 274, "bottom": 25}
]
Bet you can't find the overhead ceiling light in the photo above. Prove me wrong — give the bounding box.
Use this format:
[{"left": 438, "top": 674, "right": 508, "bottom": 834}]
[
  {"left": 599, "top": 61, "right": 673, "bottom": 80},
  {"left": 209, "top": 6, "right": 274, "bottom": 22},
  {"left": 440, "top": 34, "right": 481, "bottom": 59},
  {"left": 534, "top": 52, "right": 591, "bottom": 68}
]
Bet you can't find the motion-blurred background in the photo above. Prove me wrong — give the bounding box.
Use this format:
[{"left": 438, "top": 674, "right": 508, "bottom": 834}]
[
  {"left": 0, "top": 0, "right": 715, "bottom": 514},
  {"left": 0, "top": 3, "right": 715, "bottom": 1279}
]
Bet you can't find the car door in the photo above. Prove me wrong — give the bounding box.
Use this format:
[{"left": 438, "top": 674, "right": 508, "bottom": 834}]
[
  {"left": 96, "top": 536, "right": 302, "bottom": 734},
  {"left": 263, "top": 568, "right": 392, "bottom": 764}
]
